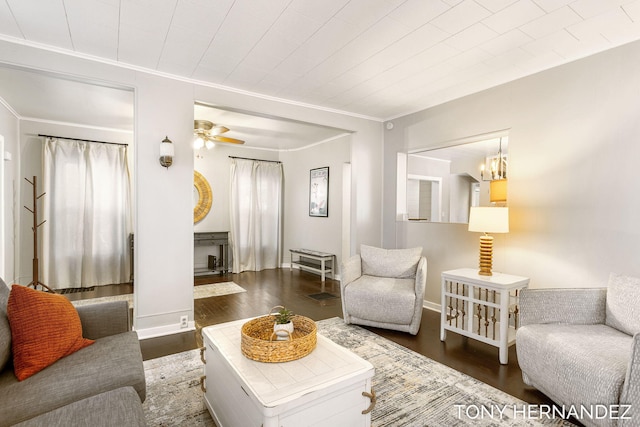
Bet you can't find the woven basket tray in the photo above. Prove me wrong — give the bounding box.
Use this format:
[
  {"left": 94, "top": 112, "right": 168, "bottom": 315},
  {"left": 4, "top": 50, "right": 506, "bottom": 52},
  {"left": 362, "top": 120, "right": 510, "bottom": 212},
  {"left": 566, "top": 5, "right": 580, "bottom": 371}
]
[{"left": 241, "top": 314, "right": 317, "bottom": 363}]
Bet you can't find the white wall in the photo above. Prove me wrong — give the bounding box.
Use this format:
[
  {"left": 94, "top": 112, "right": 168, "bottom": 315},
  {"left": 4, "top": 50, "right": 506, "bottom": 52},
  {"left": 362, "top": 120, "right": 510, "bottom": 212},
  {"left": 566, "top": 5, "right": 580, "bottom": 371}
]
[
  {"left": 384, "top": 39, "right": 640, "bottom": 307},
  {"left": 0, "top": 39, "right": 383, "bottom": 338},
  {"left": 280, "top": 135, "right": 351, "bottom": 269},
  {"left": 0, "top": 103, "right": 19, "bottom": 282}
]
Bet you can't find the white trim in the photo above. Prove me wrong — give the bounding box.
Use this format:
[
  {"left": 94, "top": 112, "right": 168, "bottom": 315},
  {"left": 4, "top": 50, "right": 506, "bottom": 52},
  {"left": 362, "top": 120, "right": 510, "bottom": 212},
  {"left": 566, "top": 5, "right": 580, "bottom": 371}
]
[
  {"left": 221, "top": 133, "right": 351, "bottom": 153},
  {"left": 342, "top": 162, "right": 352, "bottom": 263},
  {"left": 407, "top": 129, "right": 511, "bottom": 154},
  {"left": 408, "top": 174, "right": 441, "bottom": 181},
  {"left": 0, "top": 134, "right": 4, "bottom": 279},
  {"left": 281, "top": 132, "right": 353, "bottom": 152},
  {"left": 136, "top": 321, "right": 196, "bottom": 340},
  {"left": 423, "top": 300, "right": 441, "bottom": 313},
  {"left": 21, "top": 117, "right": 133, "bottom": 134},
  {"left": 0, "top": 96, "right": 19, "bottom": 119},
  {"left": 0, "top": 34, "right": 383, "bottom": 123}
]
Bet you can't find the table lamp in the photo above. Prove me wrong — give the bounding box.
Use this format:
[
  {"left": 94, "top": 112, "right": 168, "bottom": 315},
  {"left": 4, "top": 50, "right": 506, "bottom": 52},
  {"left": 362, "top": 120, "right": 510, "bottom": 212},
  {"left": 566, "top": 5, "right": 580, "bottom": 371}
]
[{"left": 468, "top": 207, "right": 509, "bottom": 276}]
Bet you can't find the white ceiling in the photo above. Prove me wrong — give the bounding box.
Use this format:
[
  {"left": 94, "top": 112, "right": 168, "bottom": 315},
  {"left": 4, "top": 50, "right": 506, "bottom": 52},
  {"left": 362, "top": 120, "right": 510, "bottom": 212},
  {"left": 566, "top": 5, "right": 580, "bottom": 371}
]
[
  {"left": 194, "top": 104, "right": 351, "bottom": 151},
  {"left": 1, "top": 0, "right": 640, "bottom": 144},
  {"left": 0, "top": 65, "right": 134, "bottom": 131}
]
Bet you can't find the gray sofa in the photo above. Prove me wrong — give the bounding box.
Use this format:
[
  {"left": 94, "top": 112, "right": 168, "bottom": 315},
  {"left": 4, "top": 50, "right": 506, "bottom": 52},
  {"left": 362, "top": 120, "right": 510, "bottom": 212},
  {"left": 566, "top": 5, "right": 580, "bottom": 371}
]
[
  {"left": 0, "top": 278, "right": 147, "bottom": 426},
  {"left": 516, "top": 273, "right": 640, "bottom": 427},
  {"left": 340, "top": 245, "right": 427, "bottom": 335}
]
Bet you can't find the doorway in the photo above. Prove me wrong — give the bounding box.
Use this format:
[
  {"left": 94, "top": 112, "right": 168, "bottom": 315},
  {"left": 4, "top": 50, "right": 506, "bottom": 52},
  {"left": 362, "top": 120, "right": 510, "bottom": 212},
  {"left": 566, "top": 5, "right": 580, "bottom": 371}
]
[
  {"left": 0, "top": 63, "right": 135, "bottom": 289},
  {"left": 192, "top": 103, "right": 353, "bottom": 278}
]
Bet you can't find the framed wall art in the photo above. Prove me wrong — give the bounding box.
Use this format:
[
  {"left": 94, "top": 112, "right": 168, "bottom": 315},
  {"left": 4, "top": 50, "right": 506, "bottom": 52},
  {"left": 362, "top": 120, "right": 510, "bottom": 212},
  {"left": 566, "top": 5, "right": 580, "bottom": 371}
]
[{"left": 309, "top": 167, "right": 329, "bottom": 217}]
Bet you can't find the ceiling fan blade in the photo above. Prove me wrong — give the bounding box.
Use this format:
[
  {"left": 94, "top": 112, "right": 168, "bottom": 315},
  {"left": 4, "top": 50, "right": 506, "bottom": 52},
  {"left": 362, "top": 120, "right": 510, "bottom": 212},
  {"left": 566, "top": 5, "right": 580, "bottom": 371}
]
[
  {"left": 214, "top": 135, "right": 245, "bottom": 144},
  {"left": 211, "top": 125, "right": 229, "bottom": 135}
]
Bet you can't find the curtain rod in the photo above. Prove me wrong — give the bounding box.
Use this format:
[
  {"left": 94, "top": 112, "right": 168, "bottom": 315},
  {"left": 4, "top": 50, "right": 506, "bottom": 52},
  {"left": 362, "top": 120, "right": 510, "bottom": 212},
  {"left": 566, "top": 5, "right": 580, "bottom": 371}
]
[
  {"left": 228, "top": 155, "right": 281, "bottom": 164},
  {"left": 38, "top": 134, "right": 128, "bottom": 147}
]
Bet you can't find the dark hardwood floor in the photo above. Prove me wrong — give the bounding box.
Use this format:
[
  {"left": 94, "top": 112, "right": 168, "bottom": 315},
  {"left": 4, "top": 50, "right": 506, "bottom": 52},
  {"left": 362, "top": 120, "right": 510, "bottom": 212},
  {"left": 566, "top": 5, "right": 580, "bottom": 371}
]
[{"left": 68, "top": 268, "right": 556, "bottom": 408}]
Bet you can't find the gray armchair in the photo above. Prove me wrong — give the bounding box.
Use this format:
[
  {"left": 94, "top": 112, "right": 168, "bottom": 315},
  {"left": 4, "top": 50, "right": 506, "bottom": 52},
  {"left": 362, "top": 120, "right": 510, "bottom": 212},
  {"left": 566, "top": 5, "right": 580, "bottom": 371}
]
[
  {"left": 340, "top": 245, "right": 427, "bottom": 335},
  {"left": 516, "top": 273, "right": 640, "bottom": 427}
]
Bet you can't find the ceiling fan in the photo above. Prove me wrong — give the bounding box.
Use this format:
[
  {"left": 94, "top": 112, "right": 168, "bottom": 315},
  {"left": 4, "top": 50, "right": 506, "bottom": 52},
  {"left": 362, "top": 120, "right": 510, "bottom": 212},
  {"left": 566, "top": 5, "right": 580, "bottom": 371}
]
[{"left": 193, "top": 119, "right": 244, "bottom": 149}]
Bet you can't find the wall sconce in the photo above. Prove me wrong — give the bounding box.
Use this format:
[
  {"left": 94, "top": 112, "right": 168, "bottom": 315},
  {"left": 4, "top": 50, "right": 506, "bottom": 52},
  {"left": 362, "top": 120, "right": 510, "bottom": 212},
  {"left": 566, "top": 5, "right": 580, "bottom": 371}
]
[
  {"left": 159, "top": 136, "right": 174, "bottom": 168},
  {"left": 468, "top": 207, "right": 509, "bottom": 276}
]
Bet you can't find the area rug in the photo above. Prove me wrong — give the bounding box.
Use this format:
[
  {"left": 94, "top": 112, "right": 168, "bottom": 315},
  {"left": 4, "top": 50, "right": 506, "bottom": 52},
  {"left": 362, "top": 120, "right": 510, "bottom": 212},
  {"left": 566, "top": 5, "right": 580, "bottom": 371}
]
[
  {"left": 143, "top": 317, "right": 575, "bottom": 427},
  {"left": 71, "top": 282, "right": 246, "bottom": 309},
  {"left": 143, "top": 349, "right": 213, "bottom": 426}
]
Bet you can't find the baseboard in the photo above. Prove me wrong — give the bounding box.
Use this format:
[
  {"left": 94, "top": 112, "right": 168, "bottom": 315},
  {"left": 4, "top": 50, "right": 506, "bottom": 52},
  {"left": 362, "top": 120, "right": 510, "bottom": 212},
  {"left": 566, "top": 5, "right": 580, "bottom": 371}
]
[
  {"left": 136, "top": 321, "right": 196, "bottom": 340},
  {"left": 423, "top": 300, "right": 441, "bottom": 313}
]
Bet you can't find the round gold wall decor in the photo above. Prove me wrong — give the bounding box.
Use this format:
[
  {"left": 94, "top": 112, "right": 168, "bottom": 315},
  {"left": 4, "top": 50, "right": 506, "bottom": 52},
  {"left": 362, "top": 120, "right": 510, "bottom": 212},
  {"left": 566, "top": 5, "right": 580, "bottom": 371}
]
[{"left": 193, "top": 170, "right": 212, "bottom": 223}]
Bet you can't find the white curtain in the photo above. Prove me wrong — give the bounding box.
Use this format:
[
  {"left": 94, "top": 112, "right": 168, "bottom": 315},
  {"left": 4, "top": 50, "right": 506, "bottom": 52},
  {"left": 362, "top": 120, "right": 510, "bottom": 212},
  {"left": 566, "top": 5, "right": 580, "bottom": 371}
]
[
  {"left": 229, "top": 158, "right": 283, "bottom": 273},
  {"left": 43, "top": 138, "right": 132, "bottom": 288}
]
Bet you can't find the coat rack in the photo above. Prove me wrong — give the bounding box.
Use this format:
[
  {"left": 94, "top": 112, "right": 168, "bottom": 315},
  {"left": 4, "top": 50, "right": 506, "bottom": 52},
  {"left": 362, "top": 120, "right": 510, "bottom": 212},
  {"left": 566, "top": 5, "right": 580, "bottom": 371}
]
[{"left": 24, "top": 176, "right": 55, "bottom": 293}]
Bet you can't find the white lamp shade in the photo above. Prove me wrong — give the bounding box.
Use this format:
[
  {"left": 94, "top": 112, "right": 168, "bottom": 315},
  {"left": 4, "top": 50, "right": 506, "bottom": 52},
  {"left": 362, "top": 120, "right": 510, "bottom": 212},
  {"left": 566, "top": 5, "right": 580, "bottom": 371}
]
[
  {"left": 468, "top": 207, "right": 509, "bottom": 233},
  {"left": 160, "top": 140, "right": 174, "bottom": 156},
  {"left": 193, "top": 137, "right": 204, "bottom": 150}
]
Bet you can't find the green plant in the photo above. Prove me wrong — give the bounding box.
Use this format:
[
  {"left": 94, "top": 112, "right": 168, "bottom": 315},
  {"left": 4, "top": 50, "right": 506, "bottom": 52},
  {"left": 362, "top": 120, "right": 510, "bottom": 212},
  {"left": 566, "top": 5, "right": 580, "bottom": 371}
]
[{"left": 274, "top": 307, "right": 294, "bottom": 324}]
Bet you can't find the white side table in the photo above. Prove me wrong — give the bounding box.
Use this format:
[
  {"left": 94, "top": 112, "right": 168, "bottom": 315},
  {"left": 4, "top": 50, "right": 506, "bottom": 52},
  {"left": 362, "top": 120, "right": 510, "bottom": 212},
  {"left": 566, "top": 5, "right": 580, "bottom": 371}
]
[{"left": 440, "top": 268, "right": 529, "bottom": 364}]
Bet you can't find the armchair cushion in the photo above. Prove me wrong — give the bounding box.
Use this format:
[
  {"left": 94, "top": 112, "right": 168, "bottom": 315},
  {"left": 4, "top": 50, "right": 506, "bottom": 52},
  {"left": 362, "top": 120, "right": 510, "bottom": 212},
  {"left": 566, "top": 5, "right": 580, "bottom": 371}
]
[
  {"left": 606, "top": 273, "right": 640, "bottom": 336},
  {"left": 360, "top": 245, "right": 422, "bottom": 278},
  {"left": 517, "top": 324, "right": 631, "bottom": 409},
  {"left": 343, "top": 276, "right": 416, "bottom": 325},
  {"left": 519, "top": 288, "right": 606, "bottom": 327}
]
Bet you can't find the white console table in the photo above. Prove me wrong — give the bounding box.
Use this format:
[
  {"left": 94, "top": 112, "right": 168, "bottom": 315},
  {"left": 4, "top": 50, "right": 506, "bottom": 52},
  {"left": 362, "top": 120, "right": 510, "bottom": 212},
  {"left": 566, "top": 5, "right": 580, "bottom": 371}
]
[
  {"left": 289, "top": 249, "right": 335, "bottom": 282},
  {"left": 440, "top": 268, "right": 529, "bottom": 364}
]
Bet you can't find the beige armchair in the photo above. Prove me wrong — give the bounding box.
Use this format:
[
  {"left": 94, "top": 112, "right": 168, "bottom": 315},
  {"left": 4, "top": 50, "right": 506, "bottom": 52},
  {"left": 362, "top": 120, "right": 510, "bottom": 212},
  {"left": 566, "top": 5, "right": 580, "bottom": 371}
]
[{"left": 340, "top": 245, "right": 427, "bottom": 335}]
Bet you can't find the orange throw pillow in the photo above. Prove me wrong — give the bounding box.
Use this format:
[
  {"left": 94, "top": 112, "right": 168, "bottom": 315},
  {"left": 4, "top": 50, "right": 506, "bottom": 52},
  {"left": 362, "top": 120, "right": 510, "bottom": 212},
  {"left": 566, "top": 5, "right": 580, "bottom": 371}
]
[{"left": 7, "top": 285, "right": 94, "bottom": 381}]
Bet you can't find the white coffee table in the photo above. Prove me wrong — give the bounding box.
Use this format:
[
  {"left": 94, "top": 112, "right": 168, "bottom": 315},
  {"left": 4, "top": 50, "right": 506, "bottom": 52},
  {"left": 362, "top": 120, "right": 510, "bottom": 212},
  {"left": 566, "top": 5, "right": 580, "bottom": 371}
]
[{"left": 202, "top": 318, "right": 375, "bottom": 427}]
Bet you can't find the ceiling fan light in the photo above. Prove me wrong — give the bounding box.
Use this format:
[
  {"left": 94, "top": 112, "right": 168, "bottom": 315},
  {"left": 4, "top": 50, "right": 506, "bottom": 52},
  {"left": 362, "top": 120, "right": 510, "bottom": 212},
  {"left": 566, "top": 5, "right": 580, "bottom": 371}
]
[
  {"left": 193, "top": 136, "right": 204, "bottom": 150},
  {"left": 205, "top": 139, "right": 215, "bottom": 149}
]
